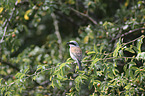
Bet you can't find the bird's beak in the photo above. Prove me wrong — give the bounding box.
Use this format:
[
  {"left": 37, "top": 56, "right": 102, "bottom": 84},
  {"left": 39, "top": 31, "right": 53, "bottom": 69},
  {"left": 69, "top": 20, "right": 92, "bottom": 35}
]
[{"left": 67, "top": 42, "right": 70, "bottom": 45}]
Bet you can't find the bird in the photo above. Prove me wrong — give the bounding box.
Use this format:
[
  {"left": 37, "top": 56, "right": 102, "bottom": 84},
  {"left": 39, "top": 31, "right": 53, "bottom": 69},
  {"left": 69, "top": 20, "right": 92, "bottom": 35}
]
[{"left": 67, "top": 41, "right": 82, "bottom": 70}]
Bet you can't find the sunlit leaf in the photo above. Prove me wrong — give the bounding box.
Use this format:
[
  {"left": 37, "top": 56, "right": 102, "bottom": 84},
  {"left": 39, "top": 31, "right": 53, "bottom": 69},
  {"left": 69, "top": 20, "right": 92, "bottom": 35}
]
[
  {"left": 91, "top": 58, "right": 100, "bottom": 68},
  {"left": 24, "top": 67, "right": 29, "bottom": 73},
  {"left": 113, "top": 40, "right": 121, "bottom": 57},
  {"left": 136, "top": 52, "right": 145, "bottom": 60},
  {"left": 1, "top": 87, "right": 5, "bottom": 95},
  {"left": 137, "top": 36, "right": 143, "bottom": 53},
  {"left": 125, "top": 48, "right": 135, "bottom": 53},
  {"left": 125, "top": 84, "right": 131, "bottom": 90},
  {"left": 24, "top": 10, "right": 32, "bottom": 20},
  {"left": 0, "top": 7, "right": 3, "bottom": 13},
  {"left": 84, "top": 36, "right": 89, "bottom": 44},
  {"left": 15, "top": 72, "right": 23, "bottom": 78},
  {"left": 5, "top": 91, "right": 12, "bottom": 96},
  {"left": 33, "top": 76, "right": 37, "bottom": 80},
  {"left": 17, "top": 0, "right": 21, "bottom": 3},
  {"left": 87, "top": 51, "right": 96, "bottom": 55}
]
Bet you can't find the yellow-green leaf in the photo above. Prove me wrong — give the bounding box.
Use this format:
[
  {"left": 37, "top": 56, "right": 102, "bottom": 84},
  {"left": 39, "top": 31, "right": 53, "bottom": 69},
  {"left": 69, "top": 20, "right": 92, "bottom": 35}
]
[
  {"left": 24, "top": 10, "right": 32, "bottom": 20},
  {"left": 87, "top": 51, "right": 96, "bottom": 55},
  {"left": 0, "top": 7, "right": 4, "bottom": 13},
  {"left": 17, "top": 0, "right": 21, "bottom": 3},
  {"left": 125, "top": 48, "right": 135, "bottom": 53},
  {"left": 84, "top": 36, "right": 89, "bottom": 44}
]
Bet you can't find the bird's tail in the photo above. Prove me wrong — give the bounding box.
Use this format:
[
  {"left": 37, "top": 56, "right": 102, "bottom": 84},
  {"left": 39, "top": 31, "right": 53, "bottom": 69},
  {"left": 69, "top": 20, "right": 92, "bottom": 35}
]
[{"left": 77, "top": 60, "right": 82, "bottom": 70}]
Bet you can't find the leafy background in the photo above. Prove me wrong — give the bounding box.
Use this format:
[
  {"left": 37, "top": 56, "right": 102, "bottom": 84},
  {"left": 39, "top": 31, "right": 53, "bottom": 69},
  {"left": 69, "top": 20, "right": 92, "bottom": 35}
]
[{"left": 0, "top": 0, "right": 145, "bottom": 95}]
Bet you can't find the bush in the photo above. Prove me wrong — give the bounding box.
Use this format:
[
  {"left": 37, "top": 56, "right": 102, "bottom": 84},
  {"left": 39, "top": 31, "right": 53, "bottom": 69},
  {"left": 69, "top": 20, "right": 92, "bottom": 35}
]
[{"left": 0, "top": 0, "right": 145, "bottom": 95}]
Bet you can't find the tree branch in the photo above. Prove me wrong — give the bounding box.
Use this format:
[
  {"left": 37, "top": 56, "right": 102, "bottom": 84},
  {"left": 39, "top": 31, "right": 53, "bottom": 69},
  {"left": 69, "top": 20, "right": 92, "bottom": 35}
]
[
  {"left": 123, "top": 35, "right": 145, "bottom": 45},
  {"left": 51, "top": 12, "right": 63, "bottom": 59},
  {"left": 110, "top": 27, "right": 145, "bottom": 43},
  {"left": 0, "top": 1, "right": 18, "bottom": 44},
  {"left": 70, "top": 7, "right": 97, "bottom": 25}
]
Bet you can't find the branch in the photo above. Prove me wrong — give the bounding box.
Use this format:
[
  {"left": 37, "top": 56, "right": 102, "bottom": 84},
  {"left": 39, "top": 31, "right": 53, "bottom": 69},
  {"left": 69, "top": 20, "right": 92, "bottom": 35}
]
[
  {"left": 110, "top": 27, "right": 145, "bottom": 42},
  {"left": 0, "top": 59, "right": 20, "bottom": 71},
  {"left": 0, "top": 1, "right": 18, "bottom": 44},
  {"left": 70, "top": 7, "right": 97, "bottom": 25},
  {"left": 123, "top": 35, "right": 145, "bottom": 45},
  {"left": 51, "top": 12, "right": 63, "bottom": 59},
  {"left": 82, "top": 56, "right": 136, "bottom": 63},
  {"left": 40, "top": 80, "right": 50, "bottom": 86}
]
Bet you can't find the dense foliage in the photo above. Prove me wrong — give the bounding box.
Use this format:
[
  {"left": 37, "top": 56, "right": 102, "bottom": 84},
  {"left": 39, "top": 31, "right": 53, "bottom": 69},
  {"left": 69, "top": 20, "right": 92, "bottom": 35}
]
[{"left": 0, "top": 0, "right": 145, "bottom": 95}]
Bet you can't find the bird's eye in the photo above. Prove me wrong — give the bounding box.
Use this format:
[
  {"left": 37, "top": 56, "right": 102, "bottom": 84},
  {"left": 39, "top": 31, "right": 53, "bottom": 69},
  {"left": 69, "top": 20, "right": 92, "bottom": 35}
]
[{"left": 70, "top": 42, "right": 76, "bottom": 46}]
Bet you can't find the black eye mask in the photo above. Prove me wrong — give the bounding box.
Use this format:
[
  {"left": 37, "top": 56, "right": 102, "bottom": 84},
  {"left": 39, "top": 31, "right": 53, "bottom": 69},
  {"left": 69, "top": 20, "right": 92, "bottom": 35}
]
[{"left": 67, "top": 42, "right": 76, "bottom": 46}]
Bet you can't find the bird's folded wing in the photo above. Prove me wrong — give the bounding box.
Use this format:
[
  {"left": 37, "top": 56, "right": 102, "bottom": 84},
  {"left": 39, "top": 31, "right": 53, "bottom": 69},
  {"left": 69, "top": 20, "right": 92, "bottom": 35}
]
[{"left": 70, "top": 47, "right": 82, "bottom": 61}]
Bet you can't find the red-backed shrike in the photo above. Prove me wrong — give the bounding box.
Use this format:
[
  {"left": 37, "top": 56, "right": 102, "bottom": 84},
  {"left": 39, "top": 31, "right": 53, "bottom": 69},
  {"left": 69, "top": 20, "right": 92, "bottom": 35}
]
[{"left": 67, "top": 41, "right": 82, "bottom": 70}]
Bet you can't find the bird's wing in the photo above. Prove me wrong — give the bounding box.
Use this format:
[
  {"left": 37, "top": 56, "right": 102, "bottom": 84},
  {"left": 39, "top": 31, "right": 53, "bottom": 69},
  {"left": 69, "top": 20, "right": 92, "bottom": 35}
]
[{"left": 70, "top": 47, "right": 82, "bottom": 61}]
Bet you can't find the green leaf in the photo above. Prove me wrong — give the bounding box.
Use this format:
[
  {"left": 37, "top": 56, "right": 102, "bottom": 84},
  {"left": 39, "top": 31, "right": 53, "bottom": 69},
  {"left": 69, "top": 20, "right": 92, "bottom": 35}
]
[
  {"left": 1, "top": 87, "right": 5, "bottom": 95},
  {"left": 20, "top": 74, "right": 25, "bottom": 79},
  {"left": 138, "top": 1, "right": 143, "bottom": 4},
  {"left": 51, "top": 80, "right": 61, "bottom": 88},
  {"left": 100, "top": 45, "right": 104, "bottom": 53},
  {"left": 94, "top": 44, "right": 98, "bottom": 53},
  {"left": 33, "top": 76, "right": 37, "bottom": 80},
  {"left": 87, "top": 51, "right": 96, "bottom": 55},
  {"left": 84, "top": 36, "right": 89, "bottom": 44},
  {"left": 0, "top": 78, "right": 3, "bottom": 83},
  {"left": 5, "top": 91, "right": 11, "bottom": 96},
  {"left": 136, "top": 52, "right": 145, "bottom": 60},
  {"left": 137, "top": 36, "right": 143, "bottom": 53},
  {"left": 81, "top": 75, "right": 88, "bottom": 80},
  {"left": 36, "top": 65, "right": 42, "bottom": 71},
  {"left": 132, "top": 46, "right": 138, "bottom": 53},
  {"left": 75, "top": 77, "right": 80, "bottom": 91},
  {"left": 15, "top": 72, "right": 23, "bottom": 78},
  {"left": 125, "top": 84, "right": 131, "bottom": 90},
  {"left": 113, "top": 40, "right": 121, "bottom": 57},
  {"left": 108, "top": 72, "right": 114, "bottom": 79},
  {"left": 125, "top": 48, "right": 135, "bottom": 53},
  {"left": 57, "top": 80, "right": 62, "bottom": 87},
  {"left": 91, "top": 58, "right": 100, "bottom": 68},
  {"left": 0, "top": 7, "right": 4, "bottom": 13},
  {"left": 24, "top": 67, "right": 29, "bottom": 73},
  {"left": 112, "top": 68, "right": 116, "bottom": 75},
  {"left": 93, "top": 80, "right": 101, "bottom": 85},
  {"left": 135, "top": 69, "right": 140, "bottom": 76},
  {"left": 74, "top": 75, "right": 87, "bottom": 91},
  {"left": 57, "top": 74, "right": 63, "bottom": 80},
  {"left": 59, "top": 63, "right": 66, "bottom": 69},
  {"left": 51, "top": 80, "right": 54, "bottom": 88}
]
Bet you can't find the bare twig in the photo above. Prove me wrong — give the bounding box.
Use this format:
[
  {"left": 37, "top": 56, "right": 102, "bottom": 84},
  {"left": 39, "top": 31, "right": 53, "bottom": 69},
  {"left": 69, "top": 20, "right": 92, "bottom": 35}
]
[
  {"left": 110, "top": 27, "right": 145, "bottom": 43},
  {"left": 51, "top": 12, "right": 63, "bottom": 59},
  {"left": 70, "top": 7, "right": 97, "bottom": 25},
  {"left": 103, "top": 35, "right": 144, "bottom": 60},
  {"left": 0, "top": 1, "right": 18, "bottom": 44},
  {"left": 123, "top": 35, "right": 145, "bottom": 45},
  {"left": 0, "top": 1, "right": 18, "bottom": 61}
]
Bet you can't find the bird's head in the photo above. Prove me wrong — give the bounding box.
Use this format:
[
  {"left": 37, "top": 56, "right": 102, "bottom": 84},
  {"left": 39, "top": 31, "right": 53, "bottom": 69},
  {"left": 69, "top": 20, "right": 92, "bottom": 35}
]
[{"left": 67, "top": 41, "right": 79, "bottom": 47}]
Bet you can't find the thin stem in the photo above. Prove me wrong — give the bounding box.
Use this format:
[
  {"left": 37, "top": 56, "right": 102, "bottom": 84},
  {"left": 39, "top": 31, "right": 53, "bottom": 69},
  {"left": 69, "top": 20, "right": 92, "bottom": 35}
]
[
  {"left": 70, "top": 7, "right": 97, "bottom": 25},
  {"left": 51, "top": 12, "right": 63, "bottom": 59}
]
